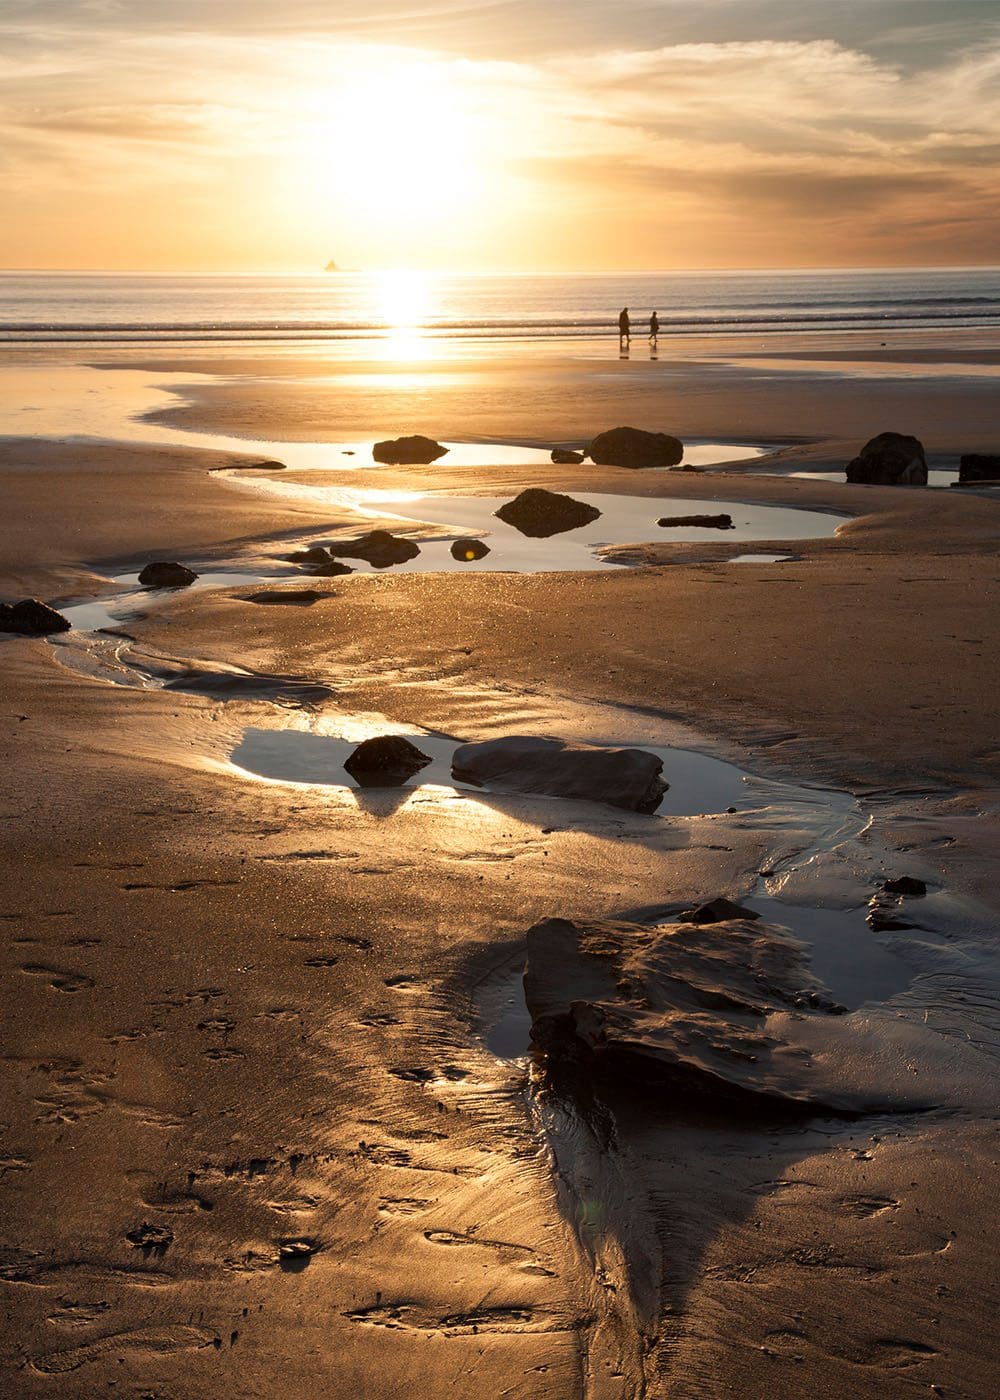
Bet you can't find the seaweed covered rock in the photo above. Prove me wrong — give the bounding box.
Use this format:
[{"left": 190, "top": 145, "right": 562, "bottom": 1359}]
[
  {"left": 589, "top": 427, "right": 684, "bottom": 469},
  {"left": 343, "top": 735, "right": 433, "bottom": 787},
  {"left": 0, "top": 599, "right": 72, "bottom": 635},
  {"left": 451, "top": 735, "right": 667, "bottom": 813},
  {"left": 372, "top": 435, "right": 448, "bottom": 464},
  {"left": 844, "top": 432, "right": 927, "bottom": 486},
  {"left": 495, "top": 489, "right": 600, "bottom": 538}
]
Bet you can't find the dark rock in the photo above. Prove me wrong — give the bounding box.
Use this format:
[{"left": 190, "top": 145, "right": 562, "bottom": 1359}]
[
  {"left": 551, "top": 447, "right": 585, "bottom": 464},
  {"left": 494, "top": 488, "right": 600, "bottom": 538},
  {"left": 329, "top": 530, "right": 420, "bottom": 568},
  {"left": 450, "top": 538, "right": 491, "bottom": 561},
  {"left": 451, "top": 735, "right": 667, "bottom": 813},
  {"left": 0, "top": 599, "right": 72, "bottom": 636},
  {"left": 845, "top": 432, "right": 927, "bottom": 486},
  {"left": 343, "top": 735, "right": 433, "bottom": 787},
  {"left": 882, "top": 876, "right": 927, "bottom": 898},
  {"left": 657, "top": 513, "right": 733, "bottom": 529},
  {"left": 242, "top": 590, "right": 325, "bottom": 606},
  {"left": 137, "top": 561, "right": 198, "bottom": 588},
  {"left": 523, "top": 916, "right": 892, "bottom": 1112},
  {"left": 679, "top": 897, "right": 761, "bottom": 925},
  {"left": 589, "top": 426, "right": 684, "bottom": 469},
  {"left": 372, "top": 435, "right": 448, "bottom": 464},
  {"left": 228, "top": 459, "right": 286, "bottom": 471},
  {"left": 287, "top": 545, "right": 332, "bottom": 564},
  {"left": 307, "top": 559, "right": 354, "bottom": 576},
  {"left": 958, "top": 453, "right": 1000, "bottom": 484},
  {"left": 278, "top": 1238, "right": 317, "bottom": 1272}
]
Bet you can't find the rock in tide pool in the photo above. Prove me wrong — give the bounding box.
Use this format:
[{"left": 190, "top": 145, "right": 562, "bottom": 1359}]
[
  {"left": 329, "top": 530, "right": 420, "bottom": 569},
  {"left": 343, "top": 735, "right": 433, "bottom": 787},
  {"left": 494, "top": 489, "right": 601, "bottom": 539},
  {"left": 657, "top": 513, "right": 733, "bottom": 529},
  {"left": 307, "top": 559, "right": 354, "bottom": 576},
  {"left": 450, "top": 538, "right": 491, "bottom": 561},
  {"left": 451, "top": 736, "right": 667, "bottom": 813},
  {"left": 287, "top": 545, "right": 333, "bottom": 564},
  {"left": 845, "top": 432, "right": 927, "bottom": 486},
  {"left": 589, "top": 426, "right": 684, "bottom": 469},
  {"left": 0, "top": 598, "right": 72, "bottom": 635},
  {"left": 137, "top": 561, "right": 198, "bottom": 588},
  {"left": 679, "top": 897, "right": 760, "bottom": 924},
  {"left": 958, "top": 453, "right": 1000, "bottom": 484},
  {"left": 551, "top": 447, "right": 585, "bottom": 464},
  {"left": 372, "top": 435, "right": 448, "bottom": 464},
  {"left": 522, "top": 916, "right": 884, "bottom": 1112}
]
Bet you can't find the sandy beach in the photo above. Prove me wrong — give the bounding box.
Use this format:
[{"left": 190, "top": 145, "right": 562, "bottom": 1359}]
[{"left": 2, "top": 338, "right": 999, "bottom": 1398}]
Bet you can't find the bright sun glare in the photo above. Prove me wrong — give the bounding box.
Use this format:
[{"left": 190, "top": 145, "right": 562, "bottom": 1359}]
[{"left": 306, "top": 55, "right": 483, "bottom": 226}]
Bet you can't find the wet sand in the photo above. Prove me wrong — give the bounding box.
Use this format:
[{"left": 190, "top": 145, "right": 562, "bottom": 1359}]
[{"left": 1, "top": 340, "right": 998, "bottom": 1397}]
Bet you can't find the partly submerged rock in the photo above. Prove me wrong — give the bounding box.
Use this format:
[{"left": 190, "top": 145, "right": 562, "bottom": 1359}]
[
  {"left": 450, "top": 538, "right": 491, "bottom": 561},
  {"left": 343, "top": 735, "right": 433, "bottom": 787},
  {"left": 845, "top": 432, "right": 927, "bottom": 486},
  {"left": 372, "top": 435, "right": 448, "bottom": 464},
  {"left": 287, "top": 545, "right": 333, "bottom": 564},
  {"left": 228, "top": 459, "right": 286, "bottom": 471},
  {"left": 589, "top": 426, "right": 684, "bottom": 469},
  {"left": 451, "top": 736, "right": 667, "bottom": 813},
  {"left": 0, "top": 598, "right": 72, "bottom": 636},
  {"left": 522, "top": 916, "right": 882, "bottom": 1112},
  {"left": 958, "top": 453, "right": 1000, "bottom": 484},
  {"left": 494, "top": 488, "right": 601, "bottom": 539},
  {"left": 657, "top": 513, "right": 733, "bottom": 529},
  {"left": 328, "top": 530, "right": 420, "bottom": 568},
  {"left": 551, "top": 447, "right": 585, "bottom": 464},
  {"left": 137, "top": 561, "right": 198, "bottom": 588},
  {"left": 678, "top": 897, "right": 761, "bottom": 924},
  {"left": 307, "top": 559, "right": 355, "bottom": 576}
]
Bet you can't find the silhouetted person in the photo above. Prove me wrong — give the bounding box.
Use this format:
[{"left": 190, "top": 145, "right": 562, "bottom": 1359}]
[
  {"left": 618, "top": 307, "right": 630, "bottom": 347},
  {"left": 649, "top": 310, "right": 659, "bottom": 344}
]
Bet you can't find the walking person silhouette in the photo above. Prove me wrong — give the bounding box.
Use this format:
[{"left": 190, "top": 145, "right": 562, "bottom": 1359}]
[
  {"left": 649, "top": 310, "right": 659, "bottom": 345},
  {"left": 618, "top": 306, "right": 631, "bottom": 349}
]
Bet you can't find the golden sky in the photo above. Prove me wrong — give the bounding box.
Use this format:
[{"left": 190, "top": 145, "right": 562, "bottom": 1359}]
[{"left": 2, "top": 1, "right": 999, "bottom": 271}]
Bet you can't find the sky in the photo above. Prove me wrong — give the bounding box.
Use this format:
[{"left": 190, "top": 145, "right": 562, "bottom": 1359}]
[{"left": 2, "top": 0, "right": 1000, "bottom": 271}]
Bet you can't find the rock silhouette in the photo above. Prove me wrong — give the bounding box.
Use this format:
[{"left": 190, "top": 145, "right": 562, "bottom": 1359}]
[
  {"left": 0, "top": 599, "right": 72, "bottom": 635},
  {"left": 372, "top": 435, "right": 448, "bottom": 464},
  {"left": 495, "top": 489, "right": 600, "bottom": 538},
  {"left": 138, "top": 561, "right": 198, "bottom": 588},
  {"left": 589, "top": 426, "right": 684, "bottom": 469},
  {"left": 344, "top": 736, "right": 433, "bottom": 787},
  {"left": 958, "top": 453, "right": 1000, "bottom": 484},
  {"left": 845, "top": 432, "right": 927, "bottom": 486},
  {"left": 657, "top": 513, "right": 733, "bottom": 529},
  {"left": 451, "top": 735, "right": 667, "bottom": 812},
  {"left": 450, "top": 538, "right": 491, "bottom": 561},
  {"left": 329, "top": 531, "right": 421, "bottom": 568}
]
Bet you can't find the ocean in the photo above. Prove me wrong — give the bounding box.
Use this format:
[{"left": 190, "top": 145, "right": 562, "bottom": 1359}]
[{"left": 1, "top": 267, "right": 998, "bottom": 345}]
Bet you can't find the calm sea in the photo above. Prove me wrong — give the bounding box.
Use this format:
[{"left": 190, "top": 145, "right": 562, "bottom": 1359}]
[{"left": 1, "top": 267, "right": 998, "bottom": 345}]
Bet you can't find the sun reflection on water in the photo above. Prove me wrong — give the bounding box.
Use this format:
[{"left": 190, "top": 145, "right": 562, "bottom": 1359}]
[{"left": 375, "top": 268, "right": 432, "bottom": 359}]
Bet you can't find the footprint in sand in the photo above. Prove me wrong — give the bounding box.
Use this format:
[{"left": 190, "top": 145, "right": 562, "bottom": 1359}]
[
  {"left": 29, "top": 1324, "right": 217, "bottom": 1374},
  {"left": 20, "top": 964, "right": 94, "bottom": 993}
]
